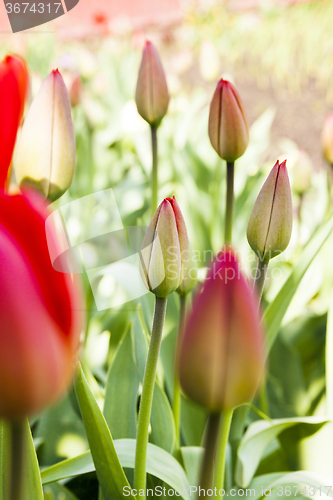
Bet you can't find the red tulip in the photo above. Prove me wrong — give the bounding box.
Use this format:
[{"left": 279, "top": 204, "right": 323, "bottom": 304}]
[
  {"left": 177, "top": 249, "right": 265, "bottom": 411},
  {"left": 0, "top": 190, "right": 83, "bottom": 418},
  {"left": 0, "top": 55, "right": 29, "bottom": 189}
]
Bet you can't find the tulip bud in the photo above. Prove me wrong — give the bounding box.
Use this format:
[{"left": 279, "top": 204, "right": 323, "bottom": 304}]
[
  {"left": 135, "top": 40, "right": 170, "bottom": 127},
  {"left": 208, "top": 78, "right": 249, "bottom": 162},
  {"left": 15, "top": 69, "right": 76, "bottom": 202},
  {"left": 247, "top": 160, "right": 293, "bottom": 261},
  {"left": 177, "top": 246, "right": 198, "bottom": 296},
  {"left": 177, "top": 250, "right": 265, "bottom": 411},
  {"left": 321, "top": 114, "right": 333, "bottom": 165},
  {"left": 0, "top": 55, "right": 29, "bottom": 189},
  {"left": 288, "top": 149, "right": 313, "bottom": 196},
  {"left": 140, "top": 196, "right": 189, "bottom": 298},
  {"left": 0, "top": 189, "right": 83, "bottom": 418}
]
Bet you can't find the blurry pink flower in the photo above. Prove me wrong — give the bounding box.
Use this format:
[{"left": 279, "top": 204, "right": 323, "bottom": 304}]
[
  {"left": 321, "top": 114, "right": 333, "bottom": 165},
  {"left": 0, "top": 190, "right": 83, "bottom": 418},
  {"left": 208, "top": 79, "right": 249, "bottom": 162},
  {"left": 135, "top": 40, "right": 170, "bottom": 127},
  {"left": 177, "top": 249, "right": 265, "bottom": 411}
]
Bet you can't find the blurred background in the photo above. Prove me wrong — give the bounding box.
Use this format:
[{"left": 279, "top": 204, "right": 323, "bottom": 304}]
[{"left": 3, "top": 0, "right": 333, "bottom": 496}]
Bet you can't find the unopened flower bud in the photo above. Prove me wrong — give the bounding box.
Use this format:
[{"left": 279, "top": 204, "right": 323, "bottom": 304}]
[
  {"left": 321, "top": 114, "right": 333, "bottom": 165},
  {"left": 15, "top": 69, "right": 76, "bottom": 202},
  {"left": 177, "top": 247, "right": 198, "bottom": 296},
  {"left": 135, "top": 40, "right": 170, "bottom": 127},
  {"left": 208, "top": 79, "right": 249, "bottom": 162},
  {"left": 177, "top": 250, "right": 265, "bottom": 411},
  {"left": 288, "top": 149, "right": 313, "bottom": 196},
  {"left": 140, "top": 196, "right": 189, "bottom": 298},
  {"left": 247, "top": 160, "right": 293, "bottom": 261}
]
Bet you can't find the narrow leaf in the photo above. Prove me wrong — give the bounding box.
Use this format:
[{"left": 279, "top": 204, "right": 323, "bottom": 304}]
[
  {"left": 265, "top": 213, "right": 333, "bottom": 351},
  {"left": 74, "top": 362, "right": 132, "bottom": 500}
]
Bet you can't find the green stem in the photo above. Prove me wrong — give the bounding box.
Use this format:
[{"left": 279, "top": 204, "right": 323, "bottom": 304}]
[
  {"left": 253, "top": 257, "right": 269, "bottom": 305},
  {"left": 151, "top": 125, "right": 158, "bottom": 215},
  {"left": 173, "top": 294, "right": 187, "bottom": 448},
  {"left": 214, "top": 408, "right": 234, "bottom": 498},
  {"left": 197, "top": 412, "right": 221, "bottom": 500},
  {"left": 9, "top": 419, "right": 25, "bottom": 500},
  {"left": 134, "top": 296, "right": 167, "bottom": 498},
  {"left": 224, "top": 161, "right": 235, "bottom": 245}
]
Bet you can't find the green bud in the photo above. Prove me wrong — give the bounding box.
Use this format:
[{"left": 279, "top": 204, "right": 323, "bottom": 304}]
[{"left": 247, "top": 160, "right": 293, "bottom": 261}]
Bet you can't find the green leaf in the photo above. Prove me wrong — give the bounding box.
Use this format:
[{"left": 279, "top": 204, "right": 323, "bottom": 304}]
[
  {"left": 326, "top": 293, "right": 333, "bottom": 419},
  {"left": 43, "top": 483, "right": 79, "bottom": 500},
  {"left": 180, "top": 447, "right": 203, "bottom": 487},
  {"left": 41, "top": 439, "right": 192, "bottom": 500},
  {"left": 104, "top": 321, "right": 139, "bottom": 440},
  {"left": 24, "top": 419, "right": 44, "bottom": 500},
  {"left": 74, "top": 362, "right": 132, "bottom": 500},
  {"left": 150, "top": 383, "right": 176, "bottom": 453},
  {"left": 235, "top": 417, "right": 328, "bottom": 488},
  {"left": 265, "top": 213, "right": 333, "bottom": 351},
  {"left": 249, "top": 471, "right": 333, "bottom": 500}
]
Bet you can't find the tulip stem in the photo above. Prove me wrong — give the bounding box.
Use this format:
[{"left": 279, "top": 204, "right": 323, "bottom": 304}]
[
  {"left": 214, "top": 407, "right": 234, "bottom": 499},
  {"left": 253, "top": 257, "right": 269, "bottom": 305},
  {"left": 135, "top": 296, "right": 168, "bottom": 499},
  {"left": 9, "top": 419, "right": 25, "bottom": 500},
  {"left": 197, "top": 412, "right": 221, "bottom": 500},
  {"left": 151, "top": 125, "right": 158, "bottom": 215},
  {"left": 173, "top": 294, "right": 187, "bottom": 448},
  {"left": 225, "top": 162, "right": 235, "bottom": 245}
]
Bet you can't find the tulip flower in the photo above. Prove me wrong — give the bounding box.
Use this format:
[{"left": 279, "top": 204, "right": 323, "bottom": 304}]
[
  {"left": 140, "top": 196, "right": 189, "bottom": 298},
  {"left": 247, "top": 160, "right": 293, "bottom": 262},
  {"left": 136, "top": 196, "right": 189, "bottom": 496},
  {"left": 15, "top": 69, "right": 76, "bottom": 202},
  {"left": 0, "top": 55, "right": 29, "bottom": 189},
  {"left": 135, "top": 40, "right": 170, "bottom": 127},
  {"left": 208, "top": 78, "right": 249, "bottom": 163},
  {"left": 321, "top": 114, "right": 333, "bottom": 165},
  {"left": 135, "top": 40, "right": 170, "bottom": 214},
  {"left": 0, "top": 189, "right": 82, "bottom": 418},
  {"left": 177, "top": 249, "right": 265, "bottom": 411},
  {"left": 288, "top": 149, "right": 312, "bottom": 196}
]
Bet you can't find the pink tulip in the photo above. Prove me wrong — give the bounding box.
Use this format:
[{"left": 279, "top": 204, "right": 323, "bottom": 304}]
[
  {"left": 177, "top": 249, "right": 265, "bottom": 411},
  {"left": 135, "top": 40, "right": 170, "bottom": 127},
  {"left": 208, "top": 79, "right": 249, "bottom": 162},
  {"left": 0, "top": 190, "right": 83, "bottom": 418}
]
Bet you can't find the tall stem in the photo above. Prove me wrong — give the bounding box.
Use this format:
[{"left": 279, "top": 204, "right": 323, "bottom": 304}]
[
  {"left": 224, "top": 161, "right": 235, "bottom": 245},
  {"left": 173, "top": 294, "right": 187, "bottom": 448},
  {"left": 214, "top": 408, "right": 234, "bottom": 499},
  {"left": 253, "top": 257, "right": 269, "bottom": 305},
  {"left": 134, "top": 296, "right": 167, "bottom": 498},
  {"left": 197, "top": 412, "right": 221, "bottom": 500},
  {"left": 151, "top": 125, "right": 158, "bottom": 215},
  {"left": 9, "top": 419, "right": 25, "bottom": 500}
]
